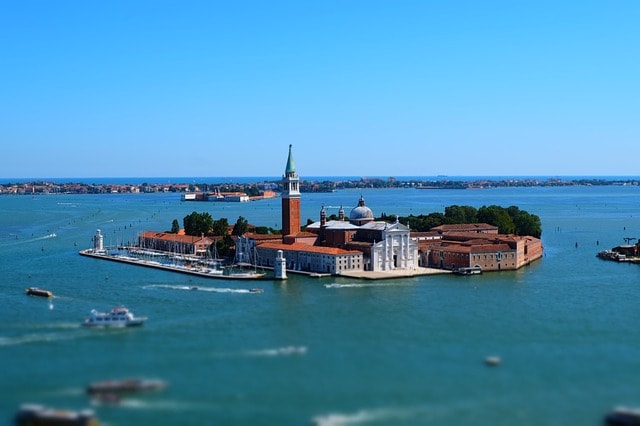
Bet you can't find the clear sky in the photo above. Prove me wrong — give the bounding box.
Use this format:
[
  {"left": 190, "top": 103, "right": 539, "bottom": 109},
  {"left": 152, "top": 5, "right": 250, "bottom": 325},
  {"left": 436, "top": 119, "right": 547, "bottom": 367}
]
[{"left": 1, "top": 1, "right": 638, "bottom": 178}]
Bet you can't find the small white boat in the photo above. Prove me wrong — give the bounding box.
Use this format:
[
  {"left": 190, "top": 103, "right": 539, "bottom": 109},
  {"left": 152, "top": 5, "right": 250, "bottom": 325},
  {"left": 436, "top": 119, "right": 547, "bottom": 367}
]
[
  {"left": 484, "top": 356, "right": 501, "bottom": 366},
  {"left": 83, "top": 307, "right": 147, "bottom": 328}
]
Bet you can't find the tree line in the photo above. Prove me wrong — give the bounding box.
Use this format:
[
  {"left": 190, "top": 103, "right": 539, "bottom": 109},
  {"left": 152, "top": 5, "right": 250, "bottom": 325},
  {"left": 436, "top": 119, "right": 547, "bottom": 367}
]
[{"left": 380, "top": 205, "right": 542, "bottom": 238}]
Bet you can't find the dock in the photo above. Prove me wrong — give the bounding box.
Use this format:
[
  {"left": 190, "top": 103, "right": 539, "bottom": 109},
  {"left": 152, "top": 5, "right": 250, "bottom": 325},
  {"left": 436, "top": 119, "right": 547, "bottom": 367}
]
[{"left": 79, "top": 249, "right": 270, "bottom": 280}]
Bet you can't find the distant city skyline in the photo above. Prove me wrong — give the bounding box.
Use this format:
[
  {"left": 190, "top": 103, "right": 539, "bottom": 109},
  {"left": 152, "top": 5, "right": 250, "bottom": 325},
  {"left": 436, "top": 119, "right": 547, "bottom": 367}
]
[{"left": 1, "top": 1, "right": 639, "bottom": 178}]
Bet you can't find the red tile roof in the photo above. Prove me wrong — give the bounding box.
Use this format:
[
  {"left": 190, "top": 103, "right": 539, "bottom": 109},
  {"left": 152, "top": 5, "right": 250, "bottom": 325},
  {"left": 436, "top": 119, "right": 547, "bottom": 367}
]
[
  {"left": 139, "top": 231, "right": 212, "bottom": 244},
  {"left": 258, "top": 242, "right": 361, "bottom": 256}
]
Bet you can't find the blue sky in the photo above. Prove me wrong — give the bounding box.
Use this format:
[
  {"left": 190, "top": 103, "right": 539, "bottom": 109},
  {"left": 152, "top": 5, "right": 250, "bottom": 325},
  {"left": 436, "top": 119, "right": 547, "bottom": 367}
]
[{"left": 1, "top": 1, "right": 638, "bottom": 178}]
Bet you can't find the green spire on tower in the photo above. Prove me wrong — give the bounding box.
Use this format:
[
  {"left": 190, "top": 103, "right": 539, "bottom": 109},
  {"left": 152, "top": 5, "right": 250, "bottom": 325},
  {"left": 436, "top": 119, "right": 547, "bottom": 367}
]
[{"left": 285, "top": 144, "right": 295, "bottom": 174}]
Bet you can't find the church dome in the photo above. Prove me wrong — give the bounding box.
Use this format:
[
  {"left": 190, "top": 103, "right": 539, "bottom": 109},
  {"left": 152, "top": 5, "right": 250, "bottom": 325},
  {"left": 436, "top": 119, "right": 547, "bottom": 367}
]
[{"left": 349, "top": 195, "right": 374, "bottom": 225}]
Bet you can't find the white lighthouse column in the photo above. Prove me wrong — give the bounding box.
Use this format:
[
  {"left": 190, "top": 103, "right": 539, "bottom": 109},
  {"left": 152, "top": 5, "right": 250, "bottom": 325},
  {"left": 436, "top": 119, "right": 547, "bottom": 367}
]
[
  {"left": 275, "top": 250, "right": 287, "bottom": 279},
  {"left": 93, "top": 229, "right": 104, "bottom": 252}
]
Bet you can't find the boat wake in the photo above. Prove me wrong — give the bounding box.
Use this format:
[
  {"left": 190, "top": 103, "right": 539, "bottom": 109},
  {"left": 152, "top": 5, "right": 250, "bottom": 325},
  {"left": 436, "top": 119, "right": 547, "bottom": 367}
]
[
  {"left": 242, "top": 346, "right": 308, "bottom": 357},
  {"left": 0, "top": 232, "right": 57, "bottom": 247},
  {"left": 0, "top": 330, "right": 86, "bottom": 347},
  {"left": 143, "top": 284, "right": 254, "bottom": 294},
  {"left": 324, "top": 282, "right": 399, "bottom": 289},
  {"left": 94, "top": 398, "right": 207, "bottom": 411},
  {"left": 311, "top": 406, "right": 415, "bottom": 426},
  {"left": 33, "top": 233, "right": 57, "bottom": 241}
]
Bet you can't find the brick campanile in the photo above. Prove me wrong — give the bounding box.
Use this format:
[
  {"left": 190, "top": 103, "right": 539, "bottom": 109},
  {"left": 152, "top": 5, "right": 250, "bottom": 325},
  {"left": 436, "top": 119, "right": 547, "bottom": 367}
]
[{"left": 282, "top": 144, "right": 301, "bottom": 237}]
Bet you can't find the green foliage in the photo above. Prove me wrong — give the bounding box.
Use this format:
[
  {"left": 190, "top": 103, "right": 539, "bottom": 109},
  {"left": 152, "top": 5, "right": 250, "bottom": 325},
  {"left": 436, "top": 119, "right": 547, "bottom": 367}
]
[
  {"left": 212, "top": 218, "right": 230, "bottom": 237},
  {"left": 508, "top": 206, "right": 542, "bottom": 238},
  {"left": 444, "top": 205, "right": 477, "bottom": 224},
  {"left": 477, "top": 205, "right": 516, "bottom": 234},
  {"left": 255, "top": 226, "right": 270, "bottom": 234},
  {"left": 183, "top": 211, "right": 214, "bottom": 236},
  {"left": 232, "top": 216, "right": 249, "bottom": 236},
  {"left": 400, "top": 212, "right": 446, "bottom": 231},
  {"left": 397, "top": 205, "right": 542, "bottom": 237},
  {"left": 170, "top": 219, "right": 180, "bottom": 234},
  {"left": 213, "top": 235, "right": 235, "bottom": 258}
]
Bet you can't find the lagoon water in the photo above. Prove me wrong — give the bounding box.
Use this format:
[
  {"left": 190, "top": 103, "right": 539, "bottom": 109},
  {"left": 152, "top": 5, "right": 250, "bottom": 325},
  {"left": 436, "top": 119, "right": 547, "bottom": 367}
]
[{"left": 1, "top": 184, "right": 639, "bottom": 425}]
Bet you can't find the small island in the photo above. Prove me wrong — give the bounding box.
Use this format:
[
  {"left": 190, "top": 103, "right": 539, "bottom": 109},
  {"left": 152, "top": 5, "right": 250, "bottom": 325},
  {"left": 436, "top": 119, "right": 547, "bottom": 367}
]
[{"left": 79, "top": 146, "right": 544, "bottom": 280}]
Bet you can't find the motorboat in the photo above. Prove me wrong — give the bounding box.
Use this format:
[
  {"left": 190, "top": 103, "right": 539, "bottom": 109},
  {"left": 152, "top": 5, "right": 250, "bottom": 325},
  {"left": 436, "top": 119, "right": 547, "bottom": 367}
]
[
  {"left": 14, "top": 404, "right": 98, "bottom": 426},
  {"left": 250, "top": 288, "right": 264, "bottom": 293},
  {"left": 604, "top": 406, "right": 640, "bottom": 425},
  {"left": 83, "top": 307, "right": 147, "bottom": 328},
  {"left": 87, "top": 378, "right": 167, "bottom": 395},
  {"left": 25, "top": 287, "right": 53, "bottom": 298}
]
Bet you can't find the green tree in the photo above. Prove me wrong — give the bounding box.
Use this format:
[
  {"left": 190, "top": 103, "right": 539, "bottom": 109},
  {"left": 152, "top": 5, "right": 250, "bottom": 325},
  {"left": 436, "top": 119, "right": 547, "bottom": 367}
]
[
  {"left": 212, "top": 218, "right": 230, "bottom": 237},
  {"left": 214, "top": 234, "right": 235, "bottom": 258},
  {"left": 183, "top": 211, "right": 214, "bottom": 236},
  {"left": 255, "top": 226, "right": 270, "bottom": 234},
  {"left": 477, "top": 205, "right": 516, "bottom": 234},
  {"left": 444, "top": 205, "right": 479, "bottom": 224},
  {"left": 504, "top": 206, "right": 542, "bottom": 237},
  {"left": 170, "top": 219, "right": 180, "bottom": 234},
  {"left": 232, "top": 216, "right": 249, "bottom": 236}
]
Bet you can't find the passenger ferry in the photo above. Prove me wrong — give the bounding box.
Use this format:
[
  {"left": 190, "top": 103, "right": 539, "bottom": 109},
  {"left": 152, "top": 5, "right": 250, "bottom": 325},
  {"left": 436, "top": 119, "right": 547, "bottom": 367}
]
[{"left": 83, "top": 307, "right": 146, "bottom": 328}]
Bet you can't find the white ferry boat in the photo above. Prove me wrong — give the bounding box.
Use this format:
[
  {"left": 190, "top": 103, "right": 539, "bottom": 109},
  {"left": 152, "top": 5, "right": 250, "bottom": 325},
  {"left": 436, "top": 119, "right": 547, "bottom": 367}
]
[{"left": 83, "top": 307, "right": 147, "bottom": 328}]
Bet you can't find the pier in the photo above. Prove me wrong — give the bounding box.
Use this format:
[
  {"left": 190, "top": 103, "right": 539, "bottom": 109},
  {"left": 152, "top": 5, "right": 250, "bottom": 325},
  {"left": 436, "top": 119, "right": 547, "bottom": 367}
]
[{"left": 79, "top": 249, "right": 270, "bottom": 280}]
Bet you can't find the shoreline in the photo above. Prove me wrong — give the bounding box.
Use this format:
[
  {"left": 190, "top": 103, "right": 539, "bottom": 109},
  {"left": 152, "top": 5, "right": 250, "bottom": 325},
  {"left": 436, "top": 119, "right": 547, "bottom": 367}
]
[{"left": 3, "top": 177, "right": 640, "bottom": 196}]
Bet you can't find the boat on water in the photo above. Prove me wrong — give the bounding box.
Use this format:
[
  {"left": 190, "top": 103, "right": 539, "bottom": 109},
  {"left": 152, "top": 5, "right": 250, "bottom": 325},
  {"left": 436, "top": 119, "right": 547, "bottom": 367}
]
[
  {"left": 604, "top": 406, "right": 640, "bottom": 425},
  {"left": 225, "top": 270, "right": 266, "bottom": 279},
  {"left": 14, "top": 404, "right": 98, "bottom": 426},
  {"left": 87, "top": 378, "right": 167, "bottom": 395},
  {"left": 83, "top": 307, "right": 147, "bottom": 328},
  {"left": 453, "top": 266, "right": 483, "bottom": 276},
  {"left": 25, "top": 287, "right": 53, "bottom": 298}
]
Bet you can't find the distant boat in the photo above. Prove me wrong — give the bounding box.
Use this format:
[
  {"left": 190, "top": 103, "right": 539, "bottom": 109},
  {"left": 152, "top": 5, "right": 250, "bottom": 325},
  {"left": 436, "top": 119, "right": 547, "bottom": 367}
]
[
  {"left": 83, "top": 307, "right": 146, "bottom": 328},
  {"left": 25, "top": 287, "right": 53, "bottom": 298},
  {"left": 87, "top": 378, "right": 167, "bottom": 395},
  {"left": 484, "top": 356, "right": 501, "bottom": 366}
]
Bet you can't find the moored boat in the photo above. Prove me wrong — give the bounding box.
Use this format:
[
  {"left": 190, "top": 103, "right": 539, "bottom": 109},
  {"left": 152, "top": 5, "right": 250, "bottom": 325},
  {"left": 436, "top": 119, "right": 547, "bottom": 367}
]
[
  {"left": 453, "top": 266, "right": 482, "bottom": 276},
  {"left": 83, "top": 307, "right": 147, "bottom": 328},
  {"left": 25, "top": 287, "right": 53, "bottom": 298}
]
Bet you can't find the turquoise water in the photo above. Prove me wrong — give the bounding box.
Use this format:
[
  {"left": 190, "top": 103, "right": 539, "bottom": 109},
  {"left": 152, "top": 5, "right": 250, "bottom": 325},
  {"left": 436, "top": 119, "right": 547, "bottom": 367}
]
[{"left": 1, "top": 186, "right": 639, "bottom": 425}]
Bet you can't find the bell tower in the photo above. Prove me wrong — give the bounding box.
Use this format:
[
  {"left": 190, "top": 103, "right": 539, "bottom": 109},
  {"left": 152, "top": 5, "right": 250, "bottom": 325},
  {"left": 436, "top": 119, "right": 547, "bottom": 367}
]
[{"left": 282, "top": 144, "right": 301, "bottom": 238}]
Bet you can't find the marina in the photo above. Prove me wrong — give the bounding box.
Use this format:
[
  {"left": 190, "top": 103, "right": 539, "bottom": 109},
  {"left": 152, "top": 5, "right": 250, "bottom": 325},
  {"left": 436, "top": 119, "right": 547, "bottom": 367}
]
[{"left": 79, "top": 248, "right": 269, "bottom": 280}]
